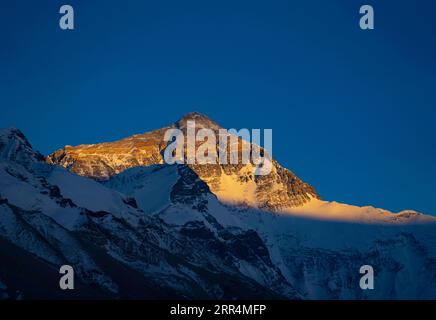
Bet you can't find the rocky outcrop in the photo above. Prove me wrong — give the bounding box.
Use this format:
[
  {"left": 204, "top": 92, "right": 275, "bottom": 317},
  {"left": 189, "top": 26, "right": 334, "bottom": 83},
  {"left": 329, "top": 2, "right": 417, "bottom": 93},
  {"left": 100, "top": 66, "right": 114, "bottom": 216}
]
[
  {"left": 0, "top": 128, "right": 44, "bottom": 167},
  {"left": 47, "top": 112, "right": 319, "bottom": 210},
  {"left": 47, "top": 127, "right": 169, "bottom": 180}
]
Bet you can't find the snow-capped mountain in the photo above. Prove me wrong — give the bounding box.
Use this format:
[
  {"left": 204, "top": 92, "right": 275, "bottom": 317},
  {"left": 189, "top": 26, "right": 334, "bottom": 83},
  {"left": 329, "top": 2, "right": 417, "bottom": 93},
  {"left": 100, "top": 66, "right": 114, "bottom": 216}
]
[
  {"left": 104, "top": 163, "right": 436, "bottom": 299},
  {"left": 0, "top": 128, "right": 293, "bottom": 299},
  {"left": 2, "top": 115, "right": 436, "bottom": 300},
  {"left": 48, "top": 112, "right": 318, "bottom": 211}
]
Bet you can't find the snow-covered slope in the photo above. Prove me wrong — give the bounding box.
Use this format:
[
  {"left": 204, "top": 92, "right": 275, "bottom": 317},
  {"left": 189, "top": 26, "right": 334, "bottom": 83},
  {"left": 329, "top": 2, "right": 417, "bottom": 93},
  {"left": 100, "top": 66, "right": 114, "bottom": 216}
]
[
  {"left": 0, "top": 128, "right": 295, "bottom": 299},
  {"left": 104, "top": 165, "right": 179, "bottom": 214},
  {"left": 2, "top": 125, "right": 436, "bottom": 299},
  {"left": 279, "top": 195, "right": 435, "bottom": 224},
  {"left": 104, "top": 160, "right": 436, "bottom": 299}
]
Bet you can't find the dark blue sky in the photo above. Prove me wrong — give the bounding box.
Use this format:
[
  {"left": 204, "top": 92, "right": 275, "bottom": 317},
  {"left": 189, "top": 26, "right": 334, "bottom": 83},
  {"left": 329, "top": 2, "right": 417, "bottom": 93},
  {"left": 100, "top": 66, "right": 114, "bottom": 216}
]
[{"left": 1, "top": 0, "right": 435, "bottom": 214}]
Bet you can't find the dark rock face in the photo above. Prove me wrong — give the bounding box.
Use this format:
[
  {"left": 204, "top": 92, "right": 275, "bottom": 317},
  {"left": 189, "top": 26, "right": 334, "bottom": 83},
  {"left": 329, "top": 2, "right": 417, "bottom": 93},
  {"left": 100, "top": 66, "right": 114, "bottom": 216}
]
[
  {"left": 0, "top": 128, "right": 45, "bottom": 166},
  {"left": 47, "top": 113, "right": 320, "bottom": 210},
  {"left": 256, "top": 161, "right": 318, "bottom": 210},
  {"left": 170, "top": 165, "right": 211, "bottom": 212},
  {"left": 122, "top": 197, "right": 138, "bottom": 209}
]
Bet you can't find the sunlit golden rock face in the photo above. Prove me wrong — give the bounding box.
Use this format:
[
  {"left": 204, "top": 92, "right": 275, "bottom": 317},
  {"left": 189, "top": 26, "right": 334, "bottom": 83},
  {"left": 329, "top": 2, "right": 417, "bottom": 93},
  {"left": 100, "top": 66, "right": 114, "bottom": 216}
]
[
  {"left": 47, "top": 112, "right": 319, "bottom": 210},
  {"left": 47, "top": 128, "right": 169, "bottom": 180}
]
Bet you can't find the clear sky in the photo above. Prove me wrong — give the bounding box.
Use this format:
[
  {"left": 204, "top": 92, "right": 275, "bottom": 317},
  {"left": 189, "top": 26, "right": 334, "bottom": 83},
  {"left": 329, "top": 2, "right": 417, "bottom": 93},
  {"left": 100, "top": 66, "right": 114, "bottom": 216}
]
[{"left": 1, "top": 0, "right": 435, "bottom": 215}]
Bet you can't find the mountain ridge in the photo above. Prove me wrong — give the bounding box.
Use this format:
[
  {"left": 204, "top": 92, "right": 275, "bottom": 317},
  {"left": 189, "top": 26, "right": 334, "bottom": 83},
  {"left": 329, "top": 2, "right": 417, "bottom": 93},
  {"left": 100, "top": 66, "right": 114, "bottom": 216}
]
[
  {"left": 2, "top": 123, "right": 436, "bottom": 300},
  {"left": 47, "top": 113, "right": 319, "bottom": 211}
]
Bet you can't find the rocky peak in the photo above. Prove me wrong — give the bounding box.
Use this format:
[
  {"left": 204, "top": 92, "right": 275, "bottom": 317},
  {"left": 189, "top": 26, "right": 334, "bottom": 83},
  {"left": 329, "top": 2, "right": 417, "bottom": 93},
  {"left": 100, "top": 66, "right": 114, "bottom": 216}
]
[
  {"left": 0, "top": 127, "right": 31, "bottom": 147},
  {"left": 0, "top": 127, "right": 44, "bottom": 166},
  {"left": 175, "top": 112, "right": 221, "bottom": 131},
  {"left": 46, "top": 113, "right": 320, "bottom": 210}
]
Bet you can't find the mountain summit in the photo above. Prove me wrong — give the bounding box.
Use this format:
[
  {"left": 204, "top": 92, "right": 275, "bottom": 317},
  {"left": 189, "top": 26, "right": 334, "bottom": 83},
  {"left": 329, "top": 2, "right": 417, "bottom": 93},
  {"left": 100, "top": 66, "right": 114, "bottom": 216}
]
[
  {"left": 47, "top": 113, "right": 319, "bottom": 210},
  {"left": 175, "top": 112, "right": 221, "bottom": 130},
  {"left": 0, "top": 127, "right": 44, "bottom": 166},
  {"left": 1, "top": 125, "right": 436, "bottom": 300}
]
